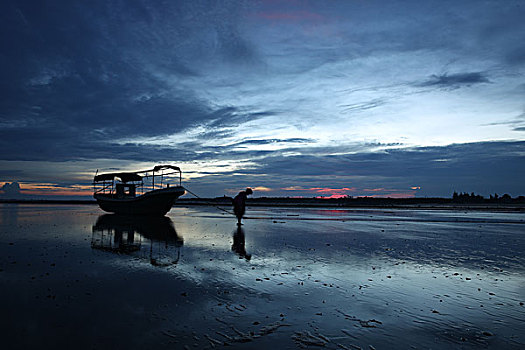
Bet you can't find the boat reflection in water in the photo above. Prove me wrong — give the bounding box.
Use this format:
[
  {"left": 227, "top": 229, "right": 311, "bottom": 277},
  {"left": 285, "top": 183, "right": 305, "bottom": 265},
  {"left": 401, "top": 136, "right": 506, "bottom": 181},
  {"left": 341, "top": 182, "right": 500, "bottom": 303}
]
[{"left": 91, "top": 214, "right": 183, "bottom": 266}]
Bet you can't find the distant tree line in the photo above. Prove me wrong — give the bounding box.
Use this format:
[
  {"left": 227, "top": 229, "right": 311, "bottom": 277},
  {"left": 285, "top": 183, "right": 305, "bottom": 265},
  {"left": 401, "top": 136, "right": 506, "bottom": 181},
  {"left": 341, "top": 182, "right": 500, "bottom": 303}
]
[
  {"left": 452, "top": 191, "right": 523, "bottom": 203},
  {"left": 185, "top": 193, "right": 525, "bottom": 206}
]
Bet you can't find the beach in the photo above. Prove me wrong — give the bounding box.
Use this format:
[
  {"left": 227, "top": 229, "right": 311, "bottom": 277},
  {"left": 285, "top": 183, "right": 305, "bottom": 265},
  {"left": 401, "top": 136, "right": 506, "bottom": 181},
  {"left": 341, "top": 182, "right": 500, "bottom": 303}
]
[{"left": 1, "top": 203, "right": 524, "bottom": 349}]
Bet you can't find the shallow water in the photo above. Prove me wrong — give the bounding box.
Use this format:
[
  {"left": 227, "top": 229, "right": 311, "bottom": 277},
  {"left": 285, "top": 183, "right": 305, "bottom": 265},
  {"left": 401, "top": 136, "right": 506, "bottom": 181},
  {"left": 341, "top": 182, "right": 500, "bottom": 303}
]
[{"left": 1, "top": 204, "right": 524, "bottom": 349}]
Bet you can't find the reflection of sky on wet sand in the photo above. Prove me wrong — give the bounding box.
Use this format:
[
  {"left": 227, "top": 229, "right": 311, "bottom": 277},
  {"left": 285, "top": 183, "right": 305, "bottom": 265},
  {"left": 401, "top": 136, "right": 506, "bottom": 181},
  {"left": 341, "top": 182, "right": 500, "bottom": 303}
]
[{"left": 1, "top": 204, "right": 524, "bottom": 349}]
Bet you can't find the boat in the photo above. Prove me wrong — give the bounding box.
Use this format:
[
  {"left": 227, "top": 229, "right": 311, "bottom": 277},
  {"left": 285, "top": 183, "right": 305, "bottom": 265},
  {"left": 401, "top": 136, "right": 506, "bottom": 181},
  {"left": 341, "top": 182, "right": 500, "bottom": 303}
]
[{"left": 93, "top": 165, "right": 185, "bottom": 216}]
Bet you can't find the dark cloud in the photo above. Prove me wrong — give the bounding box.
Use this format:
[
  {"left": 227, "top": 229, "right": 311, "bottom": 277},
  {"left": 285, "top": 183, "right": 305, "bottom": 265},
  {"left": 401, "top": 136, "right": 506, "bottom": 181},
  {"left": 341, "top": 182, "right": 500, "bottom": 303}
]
[
  {"left": 196, "top": 129, "right": 237, "bottom": 141},
  {"left": 222, "top": 141, "right": 525, "bottom": 197},
  {"left": 0, "top": 0, "right": 264, "bottom": 162},
  {"left": 205, "top": 108, "right": 279, "bottom": 129},
  {"left": 417, "top": 72, "right": 490, "bottom": 89},
  {"left": 230, "top": 138, "right": 314, "bottom": 148},
  {"left": 252, "top": 0, "right": 525, "bottom": 74},
  {"left": 339, "top": 99, "right": 386, "bottom": 113},
  {"left": 474, "top": 1, "right": 525, "bottom": 66},
  {"left": 482, "top": 111, "right": 525, "bottom": 131},
  {"left": 0, "top": 182, "right": 21, "bottom": 197},
  {"left": 505, "top": 46, "right": 525, "bottom": 65},
  {"left": 0, "top": 169, "right": 23, "bottom": 178}
]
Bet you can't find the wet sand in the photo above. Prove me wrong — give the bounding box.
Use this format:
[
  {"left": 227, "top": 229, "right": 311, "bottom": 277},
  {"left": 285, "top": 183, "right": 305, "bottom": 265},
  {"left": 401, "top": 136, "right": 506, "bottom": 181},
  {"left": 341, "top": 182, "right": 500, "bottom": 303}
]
[{"left": 1, "top": 204, "right": 524, "bottom": 349}]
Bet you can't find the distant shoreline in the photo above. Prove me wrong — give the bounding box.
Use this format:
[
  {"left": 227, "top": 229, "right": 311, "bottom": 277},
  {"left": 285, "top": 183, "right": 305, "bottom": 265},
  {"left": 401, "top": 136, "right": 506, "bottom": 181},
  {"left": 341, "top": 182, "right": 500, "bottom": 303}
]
[{"left": 1, "top": 198, "right": 524, "bottom": 212}]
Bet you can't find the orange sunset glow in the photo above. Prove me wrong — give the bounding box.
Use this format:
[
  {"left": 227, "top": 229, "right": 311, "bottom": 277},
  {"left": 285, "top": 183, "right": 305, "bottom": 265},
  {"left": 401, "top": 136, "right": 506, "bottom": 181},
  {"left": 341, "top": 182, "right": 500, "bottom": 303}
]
[{"left": 19, "top": 183, "right": 92, "bottom": 197}]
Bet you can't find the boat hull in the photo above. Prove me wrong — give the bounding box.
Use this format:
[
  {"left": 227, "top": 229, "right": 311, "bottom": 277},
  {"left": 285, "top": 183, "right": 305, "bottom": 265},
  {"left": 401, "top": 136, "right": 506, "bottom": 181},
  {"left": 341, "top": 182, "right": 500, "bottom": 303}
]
[{"left": 94, "top": 186, "right": 185, "bottom": 216}]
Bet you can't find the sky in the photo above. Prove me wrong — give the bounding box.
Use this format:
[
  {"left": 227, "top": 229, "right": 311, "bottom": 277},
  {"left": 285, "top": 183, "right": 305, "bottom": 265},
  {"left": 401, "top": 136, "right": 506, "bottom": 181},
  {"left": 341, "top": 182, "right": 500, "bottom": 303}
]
[{"left": 1, "top": 0, "right": 524, "bottom": 199}]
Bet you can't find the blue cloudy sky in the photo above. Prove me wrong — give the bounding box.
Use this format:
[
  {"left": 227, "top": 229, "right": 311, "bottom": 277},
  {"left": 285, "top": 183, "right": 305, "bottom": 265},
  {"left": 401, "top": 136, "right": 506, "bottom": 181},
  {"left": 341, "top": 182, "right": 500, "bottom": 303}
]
[{"left": 0, "top": 0, "right": 524, "bottom": 198}]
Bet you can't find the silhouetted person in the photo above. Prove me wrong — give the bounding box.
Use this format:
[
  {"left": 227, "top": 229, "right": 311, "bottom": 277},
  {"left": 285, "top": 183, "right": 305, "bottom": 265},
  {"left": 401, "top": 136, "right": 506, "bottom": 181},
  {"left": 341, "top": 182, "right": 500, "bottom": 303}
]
[
  {"left": 232, "top": 187, "right": 253, "bottom": 225},
  {"left": 232, "top": 226, "right": 251, "bottom": 260}
]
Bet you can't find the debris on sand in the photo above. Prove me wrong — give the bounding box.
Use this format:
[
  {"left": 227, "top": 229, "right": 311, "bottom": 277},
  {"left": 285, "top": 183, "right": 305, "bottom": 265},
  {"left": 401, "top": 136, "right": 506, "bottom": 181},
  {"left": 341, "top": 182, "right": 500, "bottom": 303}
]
[
  {"left": 215, "top": 331, "right": 232, "bottom": 341},
  {"left": 203, "top": 321, "right": 291, "bottom": 347},
  {"left": 258, "top": 322, "right": 291, "bottom": 335},
  {"left": 317, "top": 333, "right": 330, "bottom": 342},
  {"left": 214, "top": 317, "right": 229, "bottom": 325},
  {"left": 216, "top": 329, "right": 253, "bottom": 343},
  {"left": 292, "top": 331, "right": 328, "bottom": 347},
  {"left": 336, "top": 310, "right": 382, "bottom": 328},
  {"left": 341, "top": 329, "right": 356, "bottom": 338},
  {"left": 204, "top": 334, "right": 223, "bottom": 347},
  {"left": 337, "top": 343, "right": 362, "bottom": 350},
  {"left": 358, "top": 319, "right": 382, "bottom": 328},
  {"left": 162, "top": 330, "right": 178, "bottom": 338}
]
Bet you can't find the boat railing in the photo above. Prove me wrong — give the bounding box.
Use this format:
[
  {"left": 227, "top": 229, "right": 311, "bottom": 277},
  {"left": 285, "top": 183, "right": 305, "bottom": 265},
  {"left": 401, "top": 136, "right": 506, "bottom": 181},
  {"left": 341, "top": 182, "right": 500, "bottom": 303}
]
[
  {"left": 142, "top": 168, "right": 182, "bottom": 191},
  {"left": 95, "top": 182, "right": 114, "bottom": 194},
  {"left": 93, "top": 165, "right": 183, "bottom": 197}
]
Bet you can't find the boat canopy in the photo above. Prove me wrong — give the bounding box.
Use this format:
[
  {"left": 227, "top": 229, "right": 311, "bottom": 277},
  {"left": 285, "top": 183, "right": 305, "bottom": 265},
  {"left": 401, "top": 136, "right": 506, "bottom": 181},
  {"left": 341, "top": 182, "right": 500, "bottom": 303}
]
[
  {"left": 153, "top": 165, "right": 180, "bottom": 172},
  {"left": 94, "top": 165, "right": 181, "bottom": 183},
  {"left": 94, "top": 172, "right": 143, "bottom": 183}
]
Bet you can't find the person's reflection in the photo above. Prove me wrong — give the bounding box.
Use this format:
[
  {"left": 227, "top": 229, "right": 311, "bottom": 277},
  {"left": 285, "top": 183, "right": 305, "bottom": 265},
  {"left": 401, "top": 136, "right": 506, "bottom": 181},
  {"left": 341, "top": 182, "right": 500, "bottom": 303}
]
[{"left": 232, "top": 226, "right": 251, "bottom": 260}]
